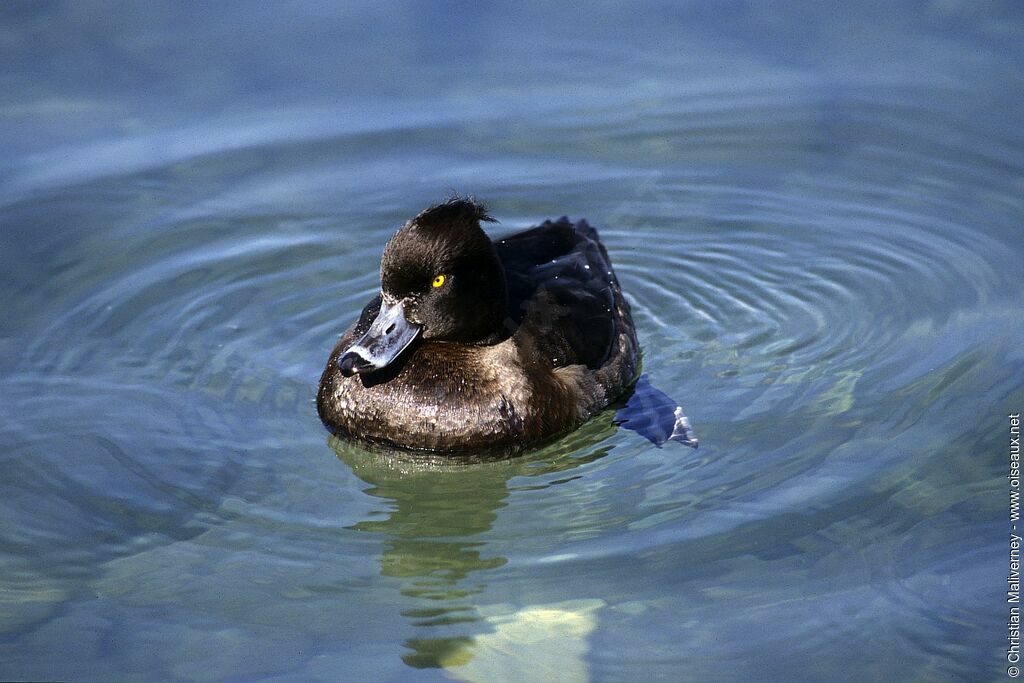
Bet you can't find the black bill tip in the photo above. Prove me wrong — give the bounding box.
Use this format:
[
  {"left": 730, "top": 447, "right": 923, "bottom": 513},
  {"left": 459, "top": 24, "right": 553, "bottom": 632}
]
[{"left": 337, "top": 350, "right": 370, "bottom": 377}]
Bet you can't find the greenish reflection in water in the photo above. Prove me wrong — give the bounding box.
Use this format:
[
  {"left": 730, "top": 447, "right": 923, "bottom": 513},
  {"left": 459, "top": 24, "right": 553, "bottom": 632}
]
[{"left": 328, "top": 413, "right": 618, "bottom": 669}]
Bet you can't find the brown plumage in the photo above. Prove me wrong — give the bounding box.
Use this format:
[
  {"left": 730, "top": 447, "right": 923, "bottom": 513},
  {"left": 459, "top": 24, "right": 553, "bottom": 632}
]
[{"left": 317, "top": 197, "right": 639, "bottom": 453}]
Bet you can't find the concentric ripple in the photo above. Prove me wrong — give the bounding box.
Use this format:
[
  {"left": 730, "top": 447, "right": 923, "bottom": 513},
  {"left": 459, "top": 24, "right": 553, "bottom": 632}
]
[{"left": 0, "top": 60, "right": 1021, "bottom": 679}]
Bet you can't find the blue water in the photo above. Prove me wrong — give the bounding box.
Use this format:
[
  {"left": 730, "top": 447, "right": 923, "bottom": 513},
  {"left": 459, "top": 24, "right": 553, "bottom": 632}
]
[{"left": 1, "top": 2, "right": 1022, "bottom": 680}]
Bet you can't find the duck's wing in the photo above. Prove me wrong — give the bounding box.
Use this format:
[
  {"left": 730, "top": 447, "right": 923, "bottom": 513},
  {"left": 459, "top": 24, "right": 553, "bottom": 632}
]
[{"left": 495, "top": 218, "right": 618, "bottom": 370}]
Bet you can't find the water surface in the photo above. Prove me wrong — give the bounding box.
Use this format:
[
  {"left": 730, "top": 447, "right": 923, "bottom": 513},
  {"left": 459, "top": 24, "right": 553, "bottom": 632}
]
[{"left": 1, "top": 2, "right": 1022, "bottom": 680}]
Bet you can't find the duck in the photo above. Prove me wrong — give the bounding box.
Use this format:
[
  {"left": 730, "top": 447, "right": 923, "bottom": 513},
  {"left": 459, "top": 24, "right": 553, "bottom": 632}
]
[{"left": 316, "top": 196, "right": 642, "bottom": 453}]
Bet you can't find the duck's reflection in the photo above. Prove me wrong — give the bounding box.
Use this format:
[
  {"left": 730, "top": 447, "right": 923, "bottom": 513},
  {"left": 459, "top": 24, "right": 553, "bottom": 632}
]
[{"left": 328, "top": 414, "right": 618, "bottom": 669}]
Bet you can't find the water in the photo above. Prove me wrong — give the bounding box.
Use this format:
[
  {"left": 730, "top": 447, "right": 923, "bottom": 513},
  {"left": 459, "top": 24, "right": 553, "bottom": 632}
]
[{"left": 1, "top": 2, "right": 1022, "bottom": 680}]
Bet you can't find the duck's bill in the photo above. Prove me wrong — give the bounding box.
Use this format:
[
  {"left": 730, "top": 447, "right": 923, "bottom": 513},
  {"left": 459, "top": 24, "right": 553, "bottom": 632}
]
[{"left": 337, "top": 299, "right": 421, "bottom": 376}]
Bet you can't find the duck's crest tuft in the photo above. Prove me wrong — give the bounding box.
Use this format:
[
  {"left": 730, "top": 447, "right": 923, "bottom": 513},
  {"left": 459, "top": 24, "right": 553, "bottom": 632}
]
[{"left": 412, "top": 195, "right": 496, "bottom": 230}]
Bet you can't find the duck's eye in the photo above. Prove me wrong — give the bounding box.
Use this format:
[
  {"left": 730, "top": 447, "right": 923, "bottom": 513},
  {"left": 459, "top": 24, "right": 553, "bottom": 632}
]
[{"left": 431, "top": 274, "right": 446, "bottom": 288}]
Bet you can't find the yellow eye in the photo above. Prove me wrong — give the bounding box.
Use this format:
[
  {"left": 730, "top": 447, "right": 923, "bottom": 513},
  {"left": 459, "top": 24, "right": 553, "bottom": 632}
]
[{"left": 432, "top": 274, "right": 446, "bottom": 288}]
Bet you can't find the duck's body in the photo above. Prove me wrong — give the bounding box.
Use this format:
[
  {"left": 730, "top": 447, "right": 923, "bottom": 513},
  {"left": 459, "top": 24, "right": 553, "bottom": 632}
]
[{"left": 317, "top": 199, "right": 640, "bottom": 452}]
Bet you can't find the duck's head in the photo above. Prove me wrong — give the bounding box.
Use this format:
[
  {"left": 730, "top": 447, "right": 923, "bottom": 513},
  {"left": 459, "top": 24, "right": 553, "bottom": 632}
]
[{"left": 338, "top": 198, "right": 508, "bottom": 376}]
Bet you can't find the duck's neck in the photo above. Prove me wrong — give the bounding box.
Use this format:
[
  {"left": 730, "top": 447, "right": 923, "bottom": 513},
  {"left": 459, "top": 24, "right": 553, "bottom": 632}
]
[{"left": 467, "top": 248, "right": 508, "bottom": 344}]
